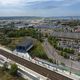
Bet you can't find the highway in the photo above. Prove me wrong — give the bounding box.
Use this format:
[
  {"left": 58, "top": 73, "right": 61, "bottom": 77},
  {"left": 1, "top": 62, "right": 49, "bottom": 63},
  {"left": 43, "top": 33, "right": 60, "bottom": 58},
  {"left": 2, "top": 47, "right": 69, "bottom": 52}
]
[{"left": 0, "top": 49, "right": 72, "bottom": 80}]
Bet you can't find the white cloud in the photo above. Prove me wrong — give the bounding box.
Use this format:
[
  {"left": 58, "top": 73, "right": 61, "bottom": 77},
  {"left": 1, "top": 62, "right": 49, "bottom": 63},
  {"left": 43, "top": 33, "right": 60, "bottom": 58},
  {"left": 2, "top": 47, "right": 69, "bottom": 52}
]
[
  {"left": 0, "top": 0, "right": 49, "bottom": 7},
  {"left": 0, "top": 0, "right": 79, "bottom": 9},
  {"left": 0, "top": 0, "right": 27, "bottom": 6},
  {"left": 0, "top": 0, "right": 48, "bottom": 5},
  {"left": 0, "top": 0, "right": 80, "bottom": 16}
]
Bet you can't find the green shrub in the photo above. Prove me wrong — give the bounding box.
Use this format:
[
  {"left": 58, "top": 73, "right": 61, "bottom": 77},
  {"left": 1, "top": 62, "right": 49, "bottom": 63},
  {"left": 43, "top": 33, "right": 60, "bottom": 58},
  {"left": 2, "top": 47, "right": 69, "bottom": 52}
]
[
  {"left": 9, "top": 64, "right": 18, "bottom": 76},
  {"left": 60, "top": 51, "right": 69, "bottom": 59},
  {"left": 30, "top": 42, "right": 48, "bottom": 59}
]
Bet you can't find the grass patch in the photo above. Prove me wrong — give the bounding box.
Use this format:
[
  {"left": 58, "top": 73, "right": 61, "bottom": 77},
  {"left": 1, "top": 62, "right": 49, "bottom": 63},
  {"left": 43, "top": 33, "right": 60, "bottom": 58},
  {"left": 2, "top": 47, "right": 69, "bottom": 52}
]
[
  {"left": 30, "top": 41, "right": 48, "bottom": 59},
  {"left": 6, "top": 37, "right": 24, "bottom": 50},
  {"left": 0, "top": 67, "right": 26, "bottom": 80}
]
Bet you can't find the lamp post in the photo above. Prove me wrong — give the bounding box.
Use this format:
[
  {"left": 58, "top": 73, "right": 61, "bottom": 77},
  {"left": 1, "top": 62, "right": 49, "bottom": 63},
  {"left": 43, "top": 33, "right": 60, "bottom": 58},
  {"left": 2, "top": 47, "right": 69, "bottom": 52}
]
[
  {"left": 46, "top": 74, "right": 50, "bottom": 80},
  {"left": 70, "top": 56, "right": 73, "bottom": 75},
  {"left": 56, "top": 60, "right": 58, "bottom": 71}
]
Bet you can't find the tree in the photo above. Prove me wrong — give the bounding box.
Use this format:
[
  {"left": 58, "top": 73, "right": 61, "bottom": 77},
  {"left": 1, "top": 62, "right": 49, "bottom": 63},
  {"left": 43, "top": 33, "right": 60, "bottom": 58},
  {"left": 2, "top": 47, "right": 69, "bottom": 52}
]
[
  {"left": 77, "top": 56, "right": 80, "bottom": 61},
  {"left": 60, "top": 51, "right": 69, "bottom": 59},
  {"left": 63, "top": 48, "right": 74, "bottom": 54},
  {"left": 61, "top": 62, "right": 65, "bottom": 66},
  {"left": 9, "top": 64, "right": 18, "bottom": 76},
  {"left": 2, "top": 62, "right": 8, "bottom": 71},
  {"left": 48, "top": 58, "right": 53, "bottom": 63}
]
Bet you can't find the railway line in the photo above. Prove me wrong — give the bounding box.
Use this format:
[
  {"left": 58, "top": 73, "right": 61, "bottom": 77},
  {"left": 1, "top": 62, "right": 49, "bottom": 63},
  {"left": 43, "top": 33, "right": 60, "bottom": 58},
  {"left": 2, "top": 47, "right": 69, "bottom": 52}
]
[{"left": 0, "top": 49, "right": 72, "bottom": 80}]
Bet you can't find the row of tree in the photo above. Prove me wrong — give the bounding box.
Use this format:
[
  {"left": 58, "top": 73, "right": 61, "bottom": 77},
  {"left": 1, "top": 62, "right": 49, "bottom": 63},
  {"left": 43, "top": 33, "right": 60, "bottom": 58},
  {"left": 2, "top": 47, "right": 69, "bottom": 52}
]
[
  {"left": 1, "top": 27, "right": 43, "bottom": 42},
  {"left": 48, "top": 36, "right": 74, "bottom": 59}
]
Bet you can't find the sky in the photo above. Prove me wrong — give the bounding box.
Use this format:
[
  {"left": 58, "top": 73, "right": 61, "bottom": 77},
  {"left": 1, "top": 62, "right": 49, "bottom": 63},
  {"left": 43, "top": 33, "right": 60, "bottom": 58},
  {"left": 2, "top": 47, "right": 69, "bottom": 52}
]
[{"left": 0, "top": 0, "right": 80, "bottom": 17}]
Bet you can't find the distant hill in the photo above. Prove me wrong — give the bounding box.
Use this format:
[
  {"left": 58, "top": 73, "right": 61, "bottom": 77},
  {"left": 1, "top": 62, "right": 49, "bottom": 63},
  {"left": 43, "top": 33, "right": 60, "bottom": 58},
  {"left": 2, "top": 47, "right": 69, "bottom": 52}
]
[
  {"left": 0, "top": 16, "right": 80, "bottom": 20},
  {"left": 0, "top": 16, "right": 42, "bottom": 20},
  {"left": 48, "top": 16, "right": 80, "bottom": 19}
]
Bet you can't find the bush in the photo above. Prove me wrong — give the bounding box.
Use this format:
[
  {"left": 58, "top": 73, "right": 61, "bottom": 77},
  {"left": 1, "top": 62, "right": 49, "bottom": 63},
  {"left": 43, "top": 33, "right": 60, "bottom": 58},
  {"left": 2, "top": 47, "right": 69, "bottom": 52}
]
[
  {"left": 60, "top": 51, "right": 69, "bottom": 59},
  {"left": 77, "top": 56, "right": 80, "bottom": 61},
  {"left": 48, "top": 58, "right": 53, "bottom": 63},
  {"left": 2, "top": 62, "right": 8, "bottom": 71},
  {"left": 61, "top": 62, "right": 65, "bottom": 66},
  {"left": 48, "top": 36, "right": 58, "bottom": 48},
  {"left": 63, "top": 48, "right": 74, "bottom": 54},
  {"left": 30, "top": 42, "right": 48, "bottom": 59},
  {"left": 7, "top": 30, "right": 26, "bottom": 37},
  {"left": 0, "top": 37, "right": 11, "bottom": 45},
  {"left": 9, "top": 64, "right": 18, "bottom": 76}
]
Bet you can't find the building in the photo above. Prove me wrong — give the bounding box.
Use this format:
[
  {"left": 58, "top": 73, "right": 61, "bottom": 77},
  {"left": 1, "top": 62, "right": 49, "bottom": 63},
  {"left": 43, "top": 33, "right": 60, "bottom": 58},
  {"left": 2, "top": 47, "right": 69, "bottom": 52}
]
[
  {"left": 52, "top": 32, "right": 80, "bottom": 39},
  {"left": 16, "top": 38, "right": 33, "bottom": 53},
  {"left": 15, "top": 24, "right": 26, "bottom": 29}
]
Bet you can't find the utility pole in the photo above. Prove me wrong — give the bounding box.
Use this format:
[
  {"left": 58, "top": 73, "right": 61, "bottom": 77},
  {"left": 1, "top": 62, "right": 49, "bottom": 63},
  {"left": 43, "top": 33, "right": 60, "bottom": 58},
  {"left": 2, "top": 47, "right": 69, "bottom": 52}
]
[
  {"left": 56, "top": 60, "right": 58, "bottom": 71},
  {"left": 70, "top": 56, "right": 73, "bottom": 75},
  {"left": 46, "top": 74, "right": 50, "bottom": 80}
]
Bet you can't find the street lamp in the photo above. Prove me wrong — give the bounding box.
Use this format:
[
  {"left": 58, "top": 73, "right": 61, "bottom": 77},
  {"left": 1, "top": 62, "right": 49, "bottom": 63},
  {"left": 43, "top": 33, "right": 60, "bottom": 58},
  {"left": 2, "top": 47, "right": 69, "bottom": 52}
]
[
  {"left": 46, "top": 74, "right": 50, "bottom": 80},
  {"left": 56, "top": 60, "right": 58, "bottom": 71},
  {"left": 70, "top": 56, "right": 73, "bottom": 75}
]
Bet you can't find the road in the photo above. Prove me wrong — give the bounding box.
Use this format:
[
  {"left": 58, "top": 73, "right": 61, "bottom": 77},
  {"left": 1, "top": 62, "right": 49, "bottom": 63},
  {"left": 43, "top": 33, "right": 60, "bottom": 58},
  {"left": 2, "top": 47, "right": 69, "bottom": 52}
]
[
  {"left": 43, "top": 38, "right": 80, "bottom": 73},
  {"left": 0, "top": 49, "right": 72, "bottom": 80}
]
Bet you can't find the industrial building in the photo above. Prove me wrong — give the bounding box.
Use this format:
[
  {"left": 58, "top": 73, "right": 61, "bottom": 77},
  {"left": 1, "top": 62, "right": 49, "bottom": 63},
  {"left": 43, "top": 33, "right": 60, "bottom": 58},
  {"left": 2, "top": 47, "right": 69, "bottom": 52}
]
[{"left": 16, "top": 38, "right": 33, "bottom": 53}]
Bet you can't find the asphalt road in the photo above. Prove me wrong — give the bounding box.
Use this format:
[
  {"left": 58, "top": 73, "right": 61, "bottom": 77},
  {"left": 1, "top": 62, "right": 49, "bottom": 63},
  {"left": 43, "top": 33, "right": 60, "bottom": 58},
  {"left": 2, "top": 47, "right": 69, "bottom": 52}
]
[{"left": 0, "top": 49, "right": 72, "bottom": 80}]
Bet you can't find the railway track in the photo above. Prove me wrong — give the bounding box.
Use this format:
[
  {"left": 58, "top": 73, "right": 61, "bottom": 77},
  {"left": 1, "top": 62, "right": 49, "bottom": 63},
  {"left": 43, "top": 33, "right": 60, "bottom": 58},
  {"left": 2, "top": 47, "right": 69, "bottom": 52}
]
[{"left": 0, "top": 49, "right": 73, "bottom": 80}]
